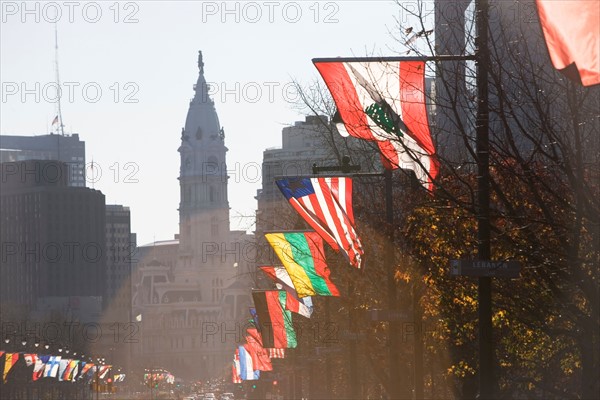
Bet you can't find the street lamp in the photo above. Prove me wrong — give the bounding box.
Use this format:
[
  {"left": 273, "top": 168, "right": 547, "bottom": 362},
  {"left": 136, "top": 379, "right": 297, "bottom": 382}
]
[{"left": 21, "top": 338, "right": 27, "bottom": 347}]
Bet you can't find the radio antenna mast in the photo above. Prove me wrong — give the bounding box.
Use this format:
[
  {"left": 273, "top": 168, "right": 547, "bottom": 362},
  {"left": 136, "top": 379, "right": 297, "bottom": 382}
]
[{"left": 54, "top": 23, "right": 65, "bottom": 136}]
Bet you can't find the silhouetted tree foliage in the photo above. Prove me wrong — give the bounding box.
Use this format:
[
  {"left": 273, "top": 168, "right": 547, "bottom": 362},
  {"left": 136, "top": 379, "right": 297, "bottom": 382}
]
[{"left": 286, "top": 1, "right": 598, "bottom": 399}]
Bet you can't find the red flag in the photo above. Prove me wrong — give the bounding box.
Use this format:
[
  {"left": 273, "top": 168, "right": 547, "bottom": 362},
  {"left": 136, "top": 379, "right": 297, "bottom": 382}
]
[
  {"left": 314, "top": 59, "right": 438, "bottom": 191},
  {"left": 232, "top": 363, "right": 242, "bottom": 384},
  {"left": 536, "top": 0, "right": 600, "bottom": 86},
  {"left": 252, "top": 291, "right": 297, "bottom": 348},
  {"left": 232, "top": 350, "right": 242, "bottom": 384},
  {"left": 244, "top": 328, "right": 273, "bottom": 371},
  {"left": 248, "top": 328, "right": 286, "bottom": 359},
  {"left": 267, "top": 348, "right": 286, "bottom": 359}
]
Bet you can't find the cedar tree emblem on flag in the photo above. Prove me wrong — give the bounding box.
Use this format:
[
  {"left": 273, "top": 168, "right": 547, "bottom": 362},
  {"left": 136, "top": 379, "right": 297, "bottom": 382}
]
[{"left": 313, "top": 59, "right": 439, "bottom": 191}]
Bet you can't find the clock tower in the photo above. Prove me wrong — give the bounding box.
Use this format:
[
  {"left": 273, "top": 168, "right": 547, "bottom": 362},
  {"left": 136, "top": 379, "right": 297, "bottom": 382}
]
[
  {"left": 131, "top": 51, "right": 254, "bottom": 381},
  {"left": 177, "top": 51, "right": 230, "bottom": 276}
]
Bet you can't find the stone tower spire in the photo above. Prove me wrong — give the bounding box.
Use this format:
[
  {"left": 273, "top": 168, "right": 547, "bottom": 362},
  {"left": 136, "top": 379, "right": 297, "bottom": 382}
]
[{"left": 177, "top": 51, "right": 230, "bottom": 273}]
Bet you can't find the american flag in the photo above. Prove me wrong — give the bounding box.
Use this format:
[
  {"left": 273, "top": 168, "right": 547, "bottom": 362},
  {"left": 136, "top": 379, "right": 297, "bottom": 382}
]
[
  {"left": 276, "top": 176, "right": 363, "bottom": 268},
  {"left": 267, "top": 348, "right": 285, "bottom": 359}
]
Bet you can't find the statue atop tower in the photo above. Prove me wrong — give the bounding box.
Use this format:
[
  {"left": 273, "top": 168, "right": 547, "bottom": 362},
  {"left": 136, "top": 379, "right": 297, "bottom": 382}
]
[{"left": 198, "top": 50, "right": 204, "bottom": 73}]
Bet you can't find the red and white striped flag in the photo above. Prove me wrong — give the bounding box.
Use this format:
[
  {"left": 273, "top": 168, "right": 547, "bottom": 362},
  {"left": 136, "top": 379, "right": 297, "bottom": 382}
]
[
  {"left": 267, "top": 348, "right": 285, "bottom": 359},
  {"left": 232, "top": 363, "right": 242, "bottom": 383},
  {"left": 314, "top": 59, "right": 438, "bottom": 191},
  {"left": 275, "top": 176, "right": 363, "bottom": 268},
  {"left": 98, "top": 365, "right": 111, "bottom": 379}
]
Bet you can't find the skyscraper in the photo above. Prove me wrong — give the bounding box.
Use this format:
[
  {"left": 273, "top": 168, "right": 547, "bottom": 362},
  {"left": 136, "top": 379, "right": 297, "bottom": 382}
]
[
  {"left": 0, "top": 160, "right": 105, "bottom": 310},
  {"left": 0, "top": 133, "right": 86, "bottom": 187}
]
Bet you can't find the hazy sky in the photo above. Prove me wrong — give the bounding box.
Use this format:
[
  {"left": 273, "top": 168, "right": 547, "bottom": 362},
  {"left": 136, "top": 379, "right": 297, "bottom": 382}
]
[{"left": 1, "top": 1, "right": 432, "bottom": 245}]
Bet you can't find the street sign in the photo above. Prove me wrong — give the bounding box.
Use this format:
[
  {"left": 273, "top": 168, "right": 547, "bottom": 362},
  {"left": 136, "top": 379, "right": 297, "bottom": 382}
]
[{"left": 450, "top": 260, "right": 521, "bottom": 278}]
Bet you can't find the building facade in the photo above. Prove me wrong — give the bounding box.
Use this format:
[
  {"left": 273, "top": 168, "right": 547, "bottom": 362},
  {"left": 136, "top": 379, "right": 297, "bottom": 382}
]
[
  {"left": 0, "top": 133, "right": 86, "bottom": 187},
  {"left": 104, "top": 204, "right": 134, "bottom": 322},
  {"left": 0, "top": 160, "right": 105, "bottom": 310}
]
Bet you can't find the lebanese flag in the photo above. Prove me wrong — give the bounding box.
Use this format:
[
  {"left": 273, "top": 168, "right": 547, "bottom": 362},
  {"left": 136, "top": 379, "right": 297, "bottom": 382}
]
[
  {"left": 314, "top": 59, "right": 438, "bottom": 191},
  {"left": 536, "top": 1, "right": 600, "bottom": 86}
]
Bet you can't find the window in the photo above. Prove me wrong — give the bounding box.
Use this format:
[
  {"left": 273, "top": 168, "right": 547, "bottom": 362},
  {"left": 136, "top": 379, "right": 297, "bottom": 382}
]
[{"left": 209, "top": 186, "right": 216, "bottom": 203}]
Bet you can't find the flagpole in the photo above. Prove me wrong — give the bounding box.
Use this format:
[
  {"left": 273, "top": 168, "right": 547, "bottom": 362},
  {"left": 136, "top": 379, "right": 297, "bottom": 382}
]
[
  {"left": 475, "top": 0, "right": 495, "bottom": 398},
  {"left": 312, "top": 157, "right": 403, "bottom": 399},
  {"left": 312, "top": 55, "right": 476, "bottom": 63},
  {"left": 54, "top": 23, "right": 65, "bottom": 137},
  {"left": 383, "top": 168, "right": 402, "bottom": 399}
]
